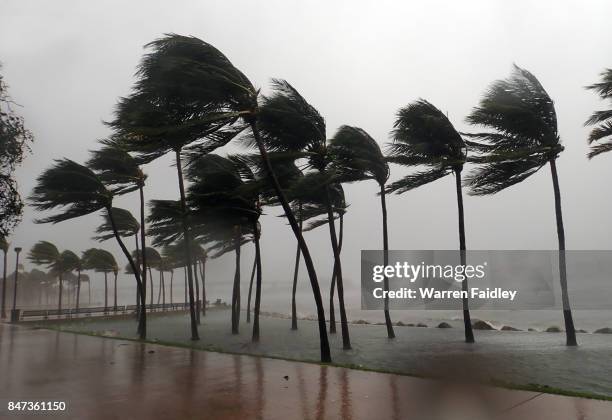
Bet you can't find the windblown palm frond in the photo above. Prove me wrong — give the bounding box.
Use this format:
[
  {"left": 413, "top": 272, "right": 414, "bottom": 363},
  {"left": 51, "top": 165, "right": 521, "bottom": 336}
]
[
  {"left": 87, "top": 138, "right": 145, "bottom": 193},
  {"left": 29, "top": 159, "right": 112, "bottom": 223},
  {"left": 28, "top": 241, "right": 79, "bottom": 274},
  {"left": 0, "top": 235, "right": 8, "bottom": 253},
  {"left": 586, "top": 69, "right": 612, "bottom": 159},
  {"left": 82, "top": 248, "right": 117, "bottom": 273},
  {"left": 93, "top": 207, "right": 140, "bottom": 241},
  {"left": 465, "top": 65, "right": 562, "bottom": 195}
]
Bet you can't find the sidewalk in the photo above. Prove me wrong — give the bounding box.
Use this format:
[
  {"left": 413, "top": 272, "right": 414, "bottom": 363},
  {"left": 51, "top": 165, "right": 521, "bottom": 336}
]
[{"left": 1, "top": 323, "right": 610, "bottom": 419}]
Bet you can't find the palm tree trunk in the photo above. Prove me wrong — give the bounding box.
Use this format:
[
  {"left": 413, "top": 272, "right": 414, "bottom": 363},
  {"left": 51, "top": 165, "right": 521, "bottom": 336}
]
[
  {"left": 76, "top": 269, "right": 81, "bottom": 313},
  {"left": 113, "top": 273, "right": 118, "bottom": 311},
  {"left": 549, "top": 159, "right": 577, "bottom": 346},
  {"left": 380, "top": 184, "right": 395, "bottom": 339},
  {"left": 249, "top": 119, "right": 331, "bottom": 363},
  {"left": 193, "top": 259, "right": 200, "bottom": 323},
  {"left": 161, "top": 270, "right": 166, "bottom": 308},
  {"left": 2, "top": 250, "right": 8, "bottom": 318},
  {"left": 231, "top": 227, "right": 241, "bottom": 334},
  {"left": 88, "top": 279, "right": 91, "bottom": 306},
  {"left": 325, "top": 187, "right": 351, "bottom": 350},
  {"left": 104, "top": 272, "right": 108, "bottom": 313},
  {"left": 175, "top": 149, "right": 199, "bottom": 340},
  {"left": 183, "top": 267, "right": 187, "bottom": 304},
  {"left": 455, "top": 168, "right": 475, "bottom": 343},
  {"left": 107, "top": 205, "right": 145, "bottom": 339},
  {"left": 252, "top": 220, "right": 263, "bottom": 342},
  {"left": 157, "top": 270, "right": 162, "bottom": 305},
  {"left": 149, "top": 268, "right": 154, "bottom": 307},
  {"left": 58, "top": 273, "right": 63, "bottom": 314},
  {"left": 134, "top": 233, "right": 141, "bottom": 319},
  {"left": 247, "top": 253, "right": 256, "bottom": 323},
  {"left": 291, "top": 203, "right": 303, "bottom": 330},
  {"left": 138, "top": 184, "right": 147, "bottom": 337},
  {"left": 170, "top": 270, "right": 174, "bottom": 305},
  {"left": 199, "top": 260, "right": 206, "bottom": 316}
]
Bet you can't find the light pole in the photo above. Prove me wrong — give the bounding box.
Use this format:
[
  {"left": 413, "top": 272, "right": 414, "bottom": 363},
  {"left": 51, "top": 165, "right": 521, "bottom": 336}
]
[{"left": 10, "top": 247, "right": 22, "bottom": 323}]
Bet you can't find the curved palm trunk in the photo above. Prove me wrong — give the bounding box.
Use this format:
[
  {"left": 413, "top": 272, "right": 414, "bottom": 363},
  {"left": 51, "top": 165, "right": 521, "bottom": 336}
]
[
  {"left": 194, "top": 260, "right": 200, "bottom": 323},
  {"left": 138, "top": 184, "right": 147, "bottom": 337},
  {"left": 291, "top": 203, "right": 303, "bottom": 330},
  {"left": 252, "top": 220, "right": 263, "bottom": 342},
  {"left": 76, "top": 269, "right": 81, "bottom": 313},
  {"left": 175, "top": 149, "right": 199, "bottom": 340},
  {"left": 247, "top": 254, "right": 256, "bottom": 323},
  {"left": 329, "top": 215, "right": 342, "bottom": 334},
  {"left": 549, "top": 159, "right": 577, "bottom": 346},
  {"left": 2, "top": 250, "right": 8, "bottom": 318},
  {"left": 455, "top": 168, "right": 475, "bottom": 343},
  {"left": 199, "top": 260, "right": 206, "bottom": 316},
  {"left": 231, "top": 228, "right": 242, "bottom": 334},
  {"left": 103, "top": 272, "right": 108, "bottom": 313},
  {"left": 57, "top": 273, "right": 63, "bottom": 314},
  {"left": 380, "top": 185, "right": 396, "bottom": 339},
  {"left": 249, "top": 120, "right": 331, "bottom": 363},
  {"left": 325, "top": 188, "right": 351, "bottom": 350},
  {"left": 107, "top": 206, "right": 145, "bottom": 339},
  {"left": 113, "top": 272, "right": 118, "bottom": 311}
]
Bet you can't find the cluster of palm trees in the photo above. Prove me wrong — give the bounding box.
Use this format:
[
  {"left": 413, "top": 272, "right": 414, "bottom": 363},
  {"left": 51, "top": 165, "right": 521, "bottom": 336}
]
[{"left": 3, "top": 33, "right": 609, "bottom": 363}]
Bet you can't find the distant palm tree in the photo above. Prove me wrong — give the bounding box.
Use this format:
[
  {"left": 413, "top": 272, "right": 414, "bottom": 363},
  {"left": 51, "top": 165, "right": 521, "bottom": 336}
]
[
  {"left": 88, "top": 141, "right": 148, "bottom": 327},
  {"left": 83, "top": 248, "right": 118, "bottom": 312},
  {"left": 386, "top": 100, "right": 474, "bottom": 343},
  {"left": 254, "top": 79, "right": 351, "bottom": 350},
  {"left": 465, "top": 65, "right": 576, "bottom": 346},
  {"left": 0, "top": 235, "right": 8, "bottom": 318},
  {"left": 29, "top": 159, "right": 145, "bottom": 337},
  {"left": 586, "top": 68, "right": 612, "bottom": 158},
  {"left": 112, "top": 35, "right": 330, "bottom": 360},
  {"left": 28, "top": 241, "right": 79, "bottom": 313},
  {"left": 330, "top": 125, "right": 396, "bottom": 339}
]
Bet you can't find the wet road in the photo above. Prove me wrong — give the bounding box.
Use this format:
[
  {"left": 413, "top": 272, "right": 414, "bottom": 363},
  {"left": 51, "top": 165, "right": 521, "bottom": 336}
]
[{"left": 0, "top": 323, "right": 611, "bottom": 419}]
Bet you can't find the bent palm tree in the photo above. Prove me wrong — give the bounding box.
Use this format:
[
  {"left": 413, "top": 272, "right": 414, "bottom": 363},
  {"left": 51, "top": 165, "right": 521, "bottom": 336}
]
[
  {"left": 330, "top": 125, "right": 396, "bottom": 339},
  {"left": 88, "top": 141, "right": 148, "bottom": 332},
  {"left": 28, "top": 241, "right": 79, "bottom": 314},
  {"left": 586, "top": 68, "right": 612, "bottom": 158},
  {"left": 29, "top": 159, "right": 145, "bottom": 338},
  {"left": 386, "top": 100, "right": 474, "bottom": 343},
  {"left": 114, "top": 35, "right": 330, "bottom": 360},
  {"left": 83, "top": 248, "right": 117, "bottom": 312},
  {"left": 465, "top": 65, "right": 576, "bottom": 346}
]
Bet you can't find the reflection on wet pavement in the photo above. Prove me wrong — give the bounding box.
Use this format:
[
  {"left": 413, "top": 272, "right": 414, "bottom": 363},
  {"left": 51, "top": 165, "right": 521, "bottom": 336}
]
[{"left": 0, "top": 323, "right": 610, "bottom": 419}]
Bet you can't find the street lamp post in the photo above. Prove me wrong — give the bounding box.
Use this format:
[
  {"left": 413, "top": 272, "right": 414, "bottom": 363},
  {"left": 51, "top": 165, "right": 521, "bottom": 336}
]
[{"left": 10, "top": 247, "right": 22, "bottom": 323}]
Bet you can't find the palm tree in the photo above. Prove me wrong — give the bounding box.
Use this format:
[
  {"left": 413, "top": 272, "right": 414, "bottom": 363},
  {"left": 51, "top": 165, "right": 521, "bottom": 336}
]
[
  {"left": 112, "top": 35, "right": 330, "bottom": 360},
  {"left": 253, "top": 79, "right": 351, "bottom": 350},
  {"left": 88, "top": 141, "right": 149, "bottom": 326},
  {"left": 28, "top": 241, "right": 79, "bottom": 313},
  {"left": 330, "top": 126, "right": 396, "bottom": 338},
  {"left": 29, "top": 159, "right": 146, "bottom": 338},
  {"left": 94, "top": 207, "right": 142, "bottom": 311},
  {"left": 586, "top": 68, "right": 612, "bottom": 158},
  {"left": 465, "top": 65, "right": 576, "bottom": 346},
  {"left": 386, "top": 100, "right": 474, "bottom": 343},
  {"left": 0, "top": 235, "right": 8, "bottom": 318},
  {"left": 83, "top": 248, "right": 117, "bottom": 312}
]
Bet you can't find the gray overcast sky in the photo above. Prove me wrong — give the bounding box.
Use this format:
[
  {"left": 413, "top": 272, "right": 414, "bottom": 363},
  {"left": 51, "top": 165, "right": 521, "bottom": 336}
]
[{"left": 2, "top": 0, "right": 612, "bottom": 308}]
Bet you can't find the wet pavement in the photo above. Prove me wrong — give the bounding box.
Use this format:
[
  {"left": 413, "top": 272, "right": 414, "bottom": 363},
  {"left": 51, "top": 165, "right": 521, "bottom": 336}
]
[{"left": 0, "top": 323, "right": 611, "bottom": 419}]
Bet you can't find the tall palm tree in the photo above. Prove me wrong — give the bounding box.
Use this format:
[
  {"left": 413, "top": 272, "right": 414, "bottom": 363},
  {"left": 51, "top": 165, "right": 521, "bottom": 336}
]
[
  {"left": 386, "top": 100, "right": 474, "bottom": 343},
  {"left": 83, "top": 248, "right": 117, "bottom": 312},
  {"left": 29, "top": 159, "right": 146, "bottom": 338},
  {"left": 0, "top": 235, "right": 8, "bottom": 318},
  {"left": 113, "top": 35, "right": 330, "bottom": 360},
  {"left": 586, "top": 68, "right": 612, "bottom": 158},
  {"left": 330, "top": 126, "right": 396, "bottom": 338},
  {"left": 465, "top": 65, "right": 576, "bottom": 346},
  {"left": 28, "top": 241, "right": 79, "bottom": 313},
  {"left": 88, "top": 141, "right": 149, "bottom": 326},
  {"left": 253, "top": 79, "right": 351, "bottom": 350}
]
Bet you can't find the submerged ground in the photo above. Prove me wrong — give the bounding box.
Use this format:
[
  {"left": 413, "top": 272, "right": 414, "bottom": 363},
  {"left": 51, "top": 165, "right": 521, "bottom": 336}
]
[{"left": 38, "top": 309, "right": 612, "bottom": 397}]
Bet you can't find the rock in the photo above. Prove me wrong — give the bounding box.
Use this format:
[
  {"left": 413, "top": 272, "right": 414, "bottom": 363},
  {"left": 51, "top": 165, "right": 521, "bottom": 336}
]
[
  {"left": 416, "top": 323, "right": 428, "bottom": 328},
  {"left": 577, "top": 329, "right": 588, "bottom": 333},
  {"left": 437, "top": 322, "right": 452, "bottom": 329},
  {"left": 395, "top": 321, "right": 405, "bottom": 326},
  {"left": 472, "top": 320, "right": 495, "bottom": 330},
  {"left": 501, "top": 325, "right": 521, "bottom": 331},
  {"left": 545, "top": 326, "right": 562, "bottom": 333},
  {"left": 594, "top": 327, "right": 612, "bottom": 334}
]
